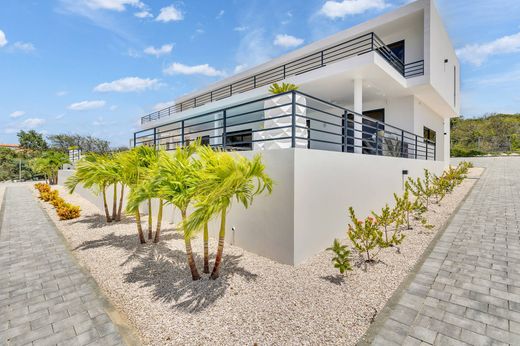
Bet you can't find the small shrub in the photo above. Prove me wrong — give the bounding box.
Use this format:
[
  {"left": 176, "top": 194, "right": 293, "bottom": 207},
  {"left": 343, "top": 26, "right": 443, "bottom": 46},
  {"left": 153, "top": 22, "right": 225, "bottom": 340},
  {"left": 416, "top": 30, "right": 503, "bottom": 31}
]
[
  {"left": 347, "top": 207, "right": 383, "bottom": 262},
  {"left": 56, "top": 203, "right": 81, "bottom": 220},
  {"left": 327, "top": 239, "right": 352, "bottom": 274},
  {"left": 372, "top": 204, "right": 405, "bottom": 248},
  {"left": 34, "top": 183, "right": 51, "bottom": 193},
  {"left": 394, "top": 189, "right": 414, "bottom": 230},
  {"left": 50, "top": 196, "right": 66, "bottom": 209},
  {"left": 40, "top": 190, "right": 59, "bottom": 202}
]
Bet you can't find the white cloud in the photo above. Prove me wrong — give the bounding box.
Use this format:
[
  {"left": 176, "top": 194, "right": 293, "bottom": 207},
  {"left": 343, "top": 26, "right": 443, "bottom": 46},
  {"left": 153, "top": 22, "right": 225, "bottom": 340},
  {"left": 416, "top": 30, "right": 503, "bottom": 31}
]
[
  {"left": 110, "top": 105, "right": 118, "bottom": 111},
  {"left": 153, "top": 100, "right": 175, "bottom": 111},
  {"left": 320, "top": 0, "right": 389, "bottom": 18},
  {"left": 234, "top": 26, "right": 247, "bottom": 32},
  {"left": 456, "top": 32, "right": 520, "bottom": 66},
  {"left": 156, "top": 5, "right": 183, "bottom": 22},
  {"left": 134, "top": 10, "right": 152, "bottom": 18},
  {"left": 22, "top": 118, "right": 45, "bottom": 128},
  {"left": 92, "top": 116, "right": 114, "bottom": 126},
  {"left": 216, "top": 10, "right": 224, "bottom": 19},
  {"left": 82, "top": 0, "right": 144, "bottom": 11},
  {"left": 274, "top": 34, "right": 304, "bottom": 48},
  {"left": 233, "top": 64, "right": 248, "bottom": 74},
  {"left": 10, "top": 111, "right": 25, "bottom": 118},
  {"left": 55, "top": 114, "right": 65, "bottom": 119},
  {"left": 68, "top": 100, "right": 106, "bottom": 111},
  {"left": 93, "top": 77, "right": 161, "bottom": 92},
  {"left": 163, "top": 63, "right": 225, "bottom": 77},
  {"left": 0, "top": 30, "right": 7, "bottom": 47},
  {"left": 143, "top": 44, "right": 173, "bottom": 57},
  {"left": 12, "top": 42, "right": 36, "bottom": 52},
  {"left": 56, "top": 90, "right": 68, "bottom": 96}
]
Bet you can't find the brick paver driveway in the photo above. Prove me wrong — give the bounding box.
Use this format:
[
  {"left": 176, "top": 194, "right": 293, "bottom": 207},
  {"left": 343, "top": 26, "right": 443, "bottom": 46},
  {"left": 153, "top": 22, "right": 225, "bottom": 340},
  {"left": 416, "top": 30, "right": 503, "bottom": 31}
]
[
  {"left": 0, "top": 186, "right": 128, "bottom": 345},
  {"left": 366, "top": 157, "right": 520, "bottom": 345}
]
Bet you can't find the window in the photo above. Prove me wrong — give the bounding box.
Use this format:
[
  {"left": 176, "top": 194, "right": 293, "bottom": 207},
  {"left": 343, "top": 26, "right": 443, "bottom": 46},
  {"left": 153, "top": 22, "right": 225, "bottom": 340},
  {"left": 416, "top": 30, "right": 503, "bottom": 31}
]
[
  {"left": 387, "top": 40, "right": 405, "bottom": 63},
  {"left": 423, "top": 127, "right": 436, "bottom": 142},
  {"left": 225, "top": 129, "right": 252, "bottom": 150},
  {"left": 200, "top": 135, "right": 210, "bottom": 145}
]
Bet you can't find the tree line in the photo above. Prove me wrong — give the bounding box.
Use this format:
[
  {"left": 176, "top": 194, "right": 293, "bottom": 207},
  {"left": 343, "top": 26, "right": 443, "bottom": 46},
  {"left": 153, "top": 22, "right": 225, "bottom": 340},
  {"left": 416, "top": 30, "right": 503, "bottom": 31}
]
[{"left": 451, "top": 113, "right": 520, "bottom": 156}]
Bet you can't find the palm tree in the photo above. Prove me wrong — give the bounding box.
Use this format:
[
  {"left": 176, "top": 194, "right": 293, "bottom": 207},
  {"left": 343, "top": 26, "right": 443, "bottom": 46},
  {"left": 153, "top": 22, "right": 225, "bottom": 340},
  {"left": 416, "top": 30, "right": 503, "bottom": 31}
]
[
  {"left": 120, "top": 146, "right": 158, "bottom": 244},
  {"left": 156, "top": 144, "right": 202, "bottom": 280},
  {"left": 65, "top": 153, "right": 112, "bottom": 222},
  {"left": 186, "top": 147, "right": 273, "bottom": 280},
  {"left": 29, "top": 151, "right": 69, "bottom": 185}
]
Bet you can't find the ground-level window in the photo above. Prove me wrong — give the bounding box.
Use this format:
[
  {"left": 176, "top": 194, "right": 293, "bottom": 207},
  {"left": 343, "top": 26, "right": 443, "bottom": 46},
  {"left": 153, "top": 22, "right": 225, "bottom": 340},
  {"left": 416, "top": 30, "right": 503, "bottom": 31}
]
[
  {"left": 423, "top": 126, "right": 436, "bottom": 142},
  {"left": 225, "top": 129, "right": 252, "bottom": 150}
]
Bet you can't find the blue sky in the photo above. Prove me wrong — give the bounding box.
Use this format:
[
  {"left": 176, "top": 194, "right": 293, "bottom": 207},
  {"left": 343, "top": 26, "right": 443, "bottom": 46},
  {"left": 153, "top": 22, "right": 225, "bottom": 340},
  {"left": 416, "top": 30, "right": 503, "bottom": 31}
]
[{"left": 1, "top": 0, "right": 519, "bottom": 147}]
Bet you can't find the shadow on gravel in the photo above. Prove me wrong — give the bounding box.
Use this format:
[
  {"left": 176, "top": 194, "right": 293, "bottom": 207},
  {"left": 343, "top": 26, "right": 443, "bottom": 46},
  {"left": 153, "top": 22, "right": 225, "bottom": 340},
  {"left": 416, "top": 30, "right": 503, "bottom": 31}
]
[
  {"left": 70, "top": 213, "right": 136, "bottom": 229},
  {"left": 320, "top": 274, "right": 345, "bottom": 286},
  {"left": 75, "top": 231, "right": 257, "bottom": 313},
  {"left": 124, "top": 245, "right": 258, "bottom": 313}
]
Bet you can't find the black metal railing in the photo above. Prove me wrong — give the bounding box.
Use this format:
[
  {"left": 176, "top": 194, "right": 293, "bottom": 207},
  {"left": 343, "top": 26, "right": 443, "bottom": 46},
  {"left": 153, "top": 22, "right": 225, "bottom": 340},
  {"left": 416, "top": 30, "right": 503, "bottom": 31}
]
[
  {"left": 141, "top": 32, "right": 425, "bottom": 124},
  {"left": 134, "top": 91, "right": 436, "bottom": 161}
]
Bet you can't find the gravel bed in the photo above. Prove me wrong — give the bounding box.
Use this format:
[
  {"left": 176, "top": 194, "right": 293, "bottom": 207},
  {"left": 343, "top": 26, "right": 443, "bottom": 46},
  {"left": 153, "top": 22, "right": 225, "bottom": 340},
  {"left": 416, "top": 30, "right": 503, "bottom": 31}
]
[{"left": 35, "top": 168, "right": 481, "bottom": 346}]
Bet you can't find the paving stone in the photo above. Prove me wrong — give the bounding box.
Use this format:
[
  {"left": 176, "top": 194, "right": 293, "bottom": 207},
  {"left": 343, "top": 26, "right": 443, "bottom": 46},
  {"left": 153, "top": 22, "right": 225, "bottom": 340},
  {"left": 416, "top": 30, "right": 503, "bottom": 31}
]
[
  {"left": 369, "top": 159, "right": 520, "bottom": 345},
  {"left": 0, "top": 187, "right": 125, "bottom": 346}
]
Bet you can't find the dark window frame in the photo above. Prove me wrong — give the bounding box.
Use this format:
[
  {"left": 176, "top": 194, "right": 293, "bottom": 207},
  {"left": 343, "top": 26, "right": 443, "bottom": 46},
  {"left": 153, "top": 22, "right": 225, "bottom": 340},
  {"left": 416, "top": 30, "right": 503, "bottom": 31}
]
[
  {"left": 387, "top": 40, "right": 405, "bottom": 63},
  {"left": 423, "top": 126, "right": 436, "bottom": 143},
  {"left": 225, "top": 128, "right": 253, "bottom": 150}
]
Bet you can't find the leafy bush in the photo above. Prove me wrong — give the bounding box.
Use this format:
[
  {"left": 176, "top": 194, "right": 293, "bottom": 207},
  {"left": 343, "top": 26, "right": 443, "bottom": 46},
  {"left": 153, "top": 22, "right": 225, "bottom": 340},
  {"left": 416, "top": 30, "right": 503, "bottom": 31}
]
[
  {"left": 268, "top": 82, "right": 299, "bottom": 94},
  {"left": 347, "top": 207, "right": 383, "bottom": 262},
  {"left": 394, "top": 189, "right": 414, "bottom": 230},
  {"left": 327, "top": 239, "right": 352, "bottom": 274},
  {"left": 50, "top": 196, "right": 66, "bottom": 209},
  {"left": 372, "top": 204, "right": 405, "bottom": 248},
  {"left": 56, "top": 203, "right": 81, "bottom": 220},
  {"left": 40, "top": 189, "right": 59, "bottom": 202},
  {"left": 35, "top": 183, "right": 51, "bottom": 194}
]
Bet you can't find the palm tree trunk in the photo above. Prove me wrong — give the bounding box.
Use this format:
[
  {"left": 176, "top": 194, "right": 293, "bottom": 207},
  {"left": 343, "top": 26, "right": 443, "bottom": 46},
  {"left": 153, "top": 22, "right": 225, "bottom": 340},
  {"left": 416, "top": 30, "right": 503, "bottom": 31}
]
[
  {"left": 181, "top": 210, "right": 200, "bottom": 280},
  {"left": 112, "top": 183, "right": 117, "bottom": 221},
  {"left": 203, "top": 223, "right": 209, "bottom": 274},
  {"left": 147, "top": 198, "right": 153, "bottom": 239},
  {"left": 102, "top": 186, "right": 112, "bottom": 222},
  {"left": 135, "top": 210, "right": 146, "bottom": 244},
  {"left": 153, "top": 199, "right": 163, "bottom": 243},
  {"left": 116, "top": 184, "right": 124, "bottom": 221},
  {"left": 210, "top": 208, "right": 227, "bottom": 280}
]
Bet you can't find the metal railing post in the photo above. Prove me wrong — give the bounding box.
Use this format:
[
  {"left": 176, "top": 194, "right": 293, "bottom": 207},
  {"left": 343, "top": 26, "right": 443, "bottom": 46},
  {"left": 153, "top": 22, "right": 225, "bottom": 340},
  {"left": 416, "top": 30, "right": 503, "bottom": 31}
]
[
  {"left": 222, "top": 110, "right": 227, "bottom": 150},
  {"left": 375, "top": 122, "right": 380, "bottom": 155},
  {"left": 210, "top": 91, "right": 213, "bottom": 102},
  {"left": 400, "top": 130, "right": 405, "bottom": 157},
  {"left": 425, "top": 140, "right": 428, "bottom": 160},
  {"left": 254, "top": 76, "right": 257, "bottom": 88},
  {"left": 230, "top": 85, "right": 232, "bottom": 96},
  {"left": 434, "top": 142, "right": 436, "bottom": 161},
  {"left": 342, "top": 111, "right": 346, "bottom": 152},
  {"left": 283, "top": 65, "right": 286, "bottom": 80},
  {"left": 291, "top": 91, "right": 296, "bottom": 148},
  {"left": 133, "top": 132, "right": 136, "bottom": 148},
  {"left": 371, "top": 32, "right": 374, "bottom": 51},
  {"left": 181, "top": 120, "right": 185, "bottom": 147},
  {"left": 153, "top": 128, "right": 157, "bottom": 150},
  {"left": 321, "top": 51, "right": 324, "bottom": 67},
  {"left": 414, "top": 135, "right": 418, "bottom": 159}
]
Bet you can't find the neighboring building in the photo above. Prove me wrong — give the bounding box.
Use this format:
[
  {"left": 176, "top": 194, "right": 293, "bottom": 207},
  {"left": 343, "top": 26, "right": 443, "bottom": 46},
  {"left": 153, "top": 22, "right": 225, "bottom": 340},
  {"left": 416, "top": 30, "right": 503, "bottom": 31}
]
[
  {"left": 0, "top": 144, "right": 20, "bottom": 150},
  {"left": 131, "top": 0, "right": 459, "bottom": 265}
]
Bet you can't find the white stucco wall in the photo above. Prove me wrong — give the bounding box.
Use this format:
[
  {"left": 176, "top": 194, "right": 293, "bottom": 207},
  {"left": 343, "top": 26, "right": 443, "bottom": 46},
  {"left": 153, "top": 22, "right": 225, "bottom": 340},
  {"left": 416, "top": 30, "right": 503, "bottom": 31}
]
[
  {"left": 413, "top": 97, "right": 445, "bottom": 161},
  {"left": 427, "top": 0, "right": 460, "bottom": 115},
  {"left": 59, "top": 147, "right": 445, "bottom": 265}
]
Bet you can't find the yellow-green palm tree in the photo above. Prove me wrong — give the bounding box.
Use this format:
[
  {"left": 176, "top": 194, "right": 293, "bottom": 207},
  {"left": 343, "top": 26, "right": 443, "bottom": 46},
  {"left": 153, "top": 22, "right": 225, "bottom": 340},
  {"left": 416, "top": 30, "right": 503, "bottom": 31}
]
[
  {"left": 156, "top": 143, "right": 202, "bottom": 280},
  {"left": 120, "top": 146, "right": 158, "bottom": 243},
  {"left": 186, "top": 147, "right": 273, "bottom": 279},
  {"left": 65, "top": 153, "right": 112, "bottom": 222}
]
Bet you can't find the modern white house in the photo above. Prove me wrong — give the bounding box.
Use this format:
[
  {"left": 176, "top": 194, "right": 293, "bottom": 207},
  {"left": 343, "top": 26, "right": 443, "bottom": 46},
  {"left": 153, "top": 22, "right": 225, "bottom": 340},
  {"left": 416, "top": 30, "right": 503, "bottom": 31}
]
[{"left": 131, "top": 0, "right": 460, "bottom": 265}]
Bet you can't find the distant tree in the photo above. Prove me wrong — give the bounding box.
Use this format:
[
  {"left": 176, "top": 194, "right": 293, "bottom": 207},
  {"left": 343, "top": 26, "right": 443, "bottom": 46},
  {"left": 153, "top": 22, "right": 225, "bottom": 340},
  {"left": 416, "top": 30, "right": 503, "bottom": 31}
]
[
  {"left": 17, "top": 130, "right": 48, "bottom": 151},
  {"left": 48, "top": 134, "right": 110, "bottom": 153}
]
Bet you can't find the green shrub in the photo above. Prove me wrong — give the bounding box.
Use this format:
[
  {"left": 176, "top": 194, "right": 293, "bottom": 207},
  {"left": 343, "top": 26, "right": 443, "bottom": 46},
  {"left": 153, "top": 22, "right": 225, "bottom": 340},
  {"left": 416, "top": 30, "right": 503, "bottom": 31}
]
[
  {"left": 327, "top": 239, "right": 352, "bottom": 274},
  {"left": 347, "top": 207, "right": 383, "bottom": 262}
]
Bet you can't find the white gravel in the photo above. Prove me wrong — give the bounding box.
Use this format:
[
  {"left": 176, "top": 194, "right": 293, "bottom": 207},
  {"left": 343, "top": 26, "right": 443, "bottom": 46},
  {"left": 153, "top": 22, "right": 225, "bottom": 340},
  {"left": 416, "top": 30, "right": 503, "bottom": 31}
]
[{"left": 35, "top": 168, "right": 481, "bottom": 346}]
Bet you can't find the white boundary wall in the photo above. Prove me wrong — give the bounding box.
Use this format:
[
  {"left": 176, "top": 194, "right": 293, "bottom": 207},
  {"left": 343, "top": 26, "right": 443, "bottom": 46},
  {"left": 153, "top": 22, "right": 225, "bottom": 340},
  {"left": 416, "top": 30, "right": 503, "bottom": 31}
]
[{"left": 58, "top": 148, "right": 444, "bottom": 265}]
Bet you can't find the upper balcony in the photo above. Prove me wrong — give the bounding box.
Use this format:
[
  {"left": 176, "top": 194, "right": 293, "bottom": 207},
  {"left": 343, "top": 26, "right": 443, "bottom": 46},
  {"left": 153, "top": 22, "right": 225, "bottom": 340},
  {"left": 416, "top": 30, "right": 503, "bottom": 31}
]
[{"left": 140, "top": 32, "right": 424, "bottom": 125}]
